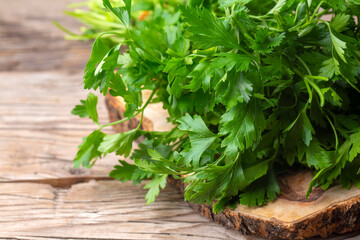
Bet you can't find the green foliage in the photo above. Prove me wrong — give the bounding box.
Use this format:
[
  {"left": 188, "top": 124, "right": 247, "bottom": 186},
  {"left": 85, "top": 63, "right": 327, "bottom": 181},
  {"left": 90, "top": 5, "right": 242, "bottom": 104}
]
[
  {"left": 74, "top": 130, "right": 105, "bottom": 168},
  {"left": 68, "top": 0, "right": 360, "bottom": 210},
  {"left": 72, "top": 93, "right": 99, "bottom": 124},
  {"left": 180, "top": 6, "right": 241, "bottom": 50},
  {"left": 110, "top": 160, "right": 152, "bottom": 184},
  {"left": 144, "top": 174, "right": 168, "bottom": 204},
  {"left": 177, "top": 114, "right": 218, "bottom": 167}
]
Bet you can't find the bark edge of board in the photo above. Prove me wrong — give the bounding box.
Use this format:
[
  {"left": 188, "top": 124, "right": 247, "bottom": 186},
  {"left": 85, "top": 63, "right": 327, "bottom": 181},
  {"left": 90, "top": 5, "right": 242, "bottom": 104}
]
[{"left": 105, "top": 94, "right": 360, "bottom": 240}]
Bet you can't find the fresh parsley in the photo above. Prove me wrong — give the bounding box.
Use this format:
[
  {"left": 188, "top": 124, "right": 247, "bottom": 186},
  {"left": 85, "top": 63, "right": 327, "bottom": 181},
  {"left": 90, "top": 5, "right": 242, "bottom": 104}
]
[{"left": 63, "top": 0, "right": 360, "bottom": 211}]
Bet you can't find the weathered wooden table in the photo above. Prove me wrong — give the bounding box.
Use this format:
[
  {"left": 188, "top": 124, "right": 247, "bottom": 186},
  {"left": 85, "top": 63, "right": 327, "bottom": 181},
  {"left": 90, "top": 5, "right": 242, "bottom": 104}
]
[
  {"left": 0, "top": 1, "right": 252, "bottom": 239},
  {"left": 2, "top": 1, "right": 360, "bottom": 240}
]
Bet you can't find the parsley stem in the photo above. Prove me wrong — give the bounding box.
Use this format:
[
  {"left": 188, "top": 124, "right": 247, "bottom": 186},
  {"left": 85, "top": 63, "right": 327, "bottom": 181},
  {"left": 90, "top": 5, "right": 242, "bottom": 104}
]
[
  {"left": 295, "top": 55, "right": 312, "bottom": 75},
  {"left": 309, "top": 1, "right": 324, "bottom": 22},
  {"left": 98, "top": 113, "right": 139, "bottom": 130},
  {"left": 99, "top": 89, "right": 157, "bottom": 131},
  {"left": 325, "top": 113, "right": 339, "bottom": 150},
  {"left": 304, "top": 0, "right": 310, "bottom": 21},
  {"left": 315, "top": 9, "right": 330, "bottom": 18},
  {"left": 304, "top": 77, "right": 313, "bottom": 104},
  {"left": 136, "top": 89, "right": 157, "bottom": 131},
  {"left": 295, "top": 55, "right": 318, "bottom": 104},
  {"left": 292, "top": 68, "right": 313, "bottom": 104},
  {"left": 306, "top": 78, "right": 325, "bottom": 107}
]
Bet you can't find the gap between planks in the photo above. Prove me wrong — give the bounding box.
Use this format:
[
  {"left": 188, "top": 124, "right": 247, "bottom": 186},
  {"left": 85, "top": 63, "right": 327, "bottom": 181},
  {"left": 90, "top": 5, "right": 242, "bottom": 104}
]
[{"left": 0, "top": 181, "right": 252, "bottom": 240}]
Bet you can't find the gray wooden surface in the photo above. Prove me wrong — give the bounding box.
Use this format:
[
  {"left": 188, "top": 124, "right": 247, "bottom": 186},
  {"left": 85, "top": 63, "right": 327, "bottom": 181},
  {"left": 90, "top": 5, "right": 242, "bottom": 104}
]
[{"left": 0, "top": 1, "right": 252, "bottom": 239}]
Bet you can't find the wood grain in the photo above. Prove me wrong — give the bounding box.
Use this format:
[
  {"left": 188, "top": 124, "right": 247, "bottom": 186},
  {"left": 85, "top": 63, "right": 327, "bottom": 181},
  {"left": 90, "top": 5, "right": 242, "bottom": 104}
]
[
  {"left": 0, "top": 181, "right": 252, "bottom": 240},
  {"left": 0, "top": 0, "right": 91, "bottom": 72},
  {"left": 0, "top": 72, "right": 117, "bottom": 186}
]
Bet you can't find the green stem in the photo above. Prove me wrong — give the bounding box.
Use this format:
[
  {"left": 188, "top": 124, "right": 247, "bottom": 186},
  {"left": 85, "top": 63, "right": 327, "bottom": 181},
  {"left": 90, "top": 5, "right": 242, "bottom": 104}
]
[
  {"left": 292, "top": 68, "right": 312, "bottom": 103},
  {"left": 99, "top": 111, "right": 139, "bottom": 130},
  {"left": 309, "top": 1, "right": 324, "bottom": 22},
  {"left": 99, "top": 89, "right": 157, "bottom": 131},
  {"left": 299, "top": 8, "right": 330, "bottom": 30},
  {"left": 315, "top": 9, "right": 330, "bottom": 18},
  {"left": 295, "top": 55, "right": 312, "bottom": 75},
  {"left": 325, "top": 113, "right": 339, "bottom": 150},
  {"left": 295, "top": 55, "right": 317, "bottom": 104},
  {"left": 304, "top": 0, "right": 310, "bottom": 21},
  {"left": 136, "top": 89, "right": 157, "bottom": 130},
  {"left": 304, "top": 77, "right": 313, "bottom": 103},
  {"left": 306, "top": 78, "right": 325, "bottom": 107}
]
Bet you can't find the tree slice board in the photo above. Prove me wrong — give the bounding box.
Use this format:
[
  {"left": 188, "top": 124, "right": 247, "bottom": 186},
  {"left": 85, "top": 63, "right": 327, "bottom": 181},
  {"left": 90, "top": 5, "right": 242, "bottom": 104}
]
[{"left": 105, "top": 94, "right": 360, "bottom": 240}]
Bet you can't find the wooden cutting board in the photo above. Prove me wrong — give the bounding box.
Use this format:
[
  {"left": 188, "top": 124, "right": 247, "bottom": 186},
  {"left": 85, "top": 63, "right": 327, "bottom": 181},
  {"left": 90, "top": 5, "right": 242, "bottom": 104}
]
[{"left": 105, "top": 93, "right": 360, "bottom": 240}]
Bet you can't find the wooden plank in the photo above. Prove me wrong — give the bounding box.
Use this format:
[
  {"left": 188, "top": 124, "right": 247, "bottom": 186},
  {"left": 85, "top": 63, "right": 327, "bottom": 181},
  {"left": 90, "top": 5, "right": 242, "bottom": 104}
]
[
  {"left": 0, "top": 0, "right": 90, "bottom": 72},
  {"left": 0, "top": 72, "right": 117, "bottom": 185},
  {"left": 0, "top": 72, "right": 110, "bottom": 131},
  {"left": 0, "top": 181, "right": 252, "bottom": 240}
]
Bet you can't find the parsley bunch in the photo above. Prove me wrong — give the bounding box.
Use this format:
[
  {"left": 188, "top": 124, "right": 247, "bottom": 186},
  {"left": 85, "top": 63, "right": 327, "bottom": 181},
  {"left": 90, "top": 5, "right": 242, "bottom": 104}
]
[{"left": 69, "top": 0, "right": 360, "bottom": 211}]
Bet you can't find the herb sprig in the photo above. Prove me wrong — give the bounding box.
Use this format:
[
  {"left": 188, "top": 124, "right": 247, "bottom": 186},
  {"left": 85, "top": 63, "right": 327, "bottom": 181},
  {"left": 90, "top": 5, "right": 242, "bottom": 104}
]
[{"left": 67, "top": 0, "right": 360, "bottom": 211}]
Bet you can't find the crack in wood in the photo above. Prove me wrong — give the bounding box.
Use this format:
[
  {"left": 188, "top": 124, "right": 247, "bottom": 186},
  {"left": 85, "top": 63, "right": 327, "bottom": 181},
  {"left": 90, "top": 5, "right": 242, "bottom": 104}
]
[{"left": 0, "top": 177, "right": 113, "bottom": 188}]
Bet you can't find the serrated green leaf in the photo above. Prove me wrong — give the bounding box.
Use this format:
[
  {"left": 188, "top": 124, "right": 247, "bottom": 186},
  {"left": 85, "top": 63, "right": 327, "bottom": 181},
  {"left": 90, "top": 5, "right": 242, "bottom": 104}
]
[
  {"left": 144, "top": 174, "right": 168, "bottom": 204},
  {"left": 251, "top": 28, "right": 285, "bottom": 55},
  {"left": 84, "top": 38, "right": 123, "bottom": 94},
  {"left": 85, "top": 92, "right": 99, "bottom": 125},
  {"left": 103, "top": 0, "right": 131, "bottom": 27},
  {"left": 110, "top": 160, "right": 152, "bottom": 184},
  {"left": 215, "top": 71, "right": 253, "bottom": 107},
  {"left": 219, "top": 100, "right": 266, "bottom": 158},
  {"left": 326, "top": 0, "right": 347, "bottom": 11},
  {"left": 267, "top": 0, "right": 286, "bottom": 14},
  {"left": 240, "top": 170, "right": 279, "bottom": 207},
  {"left": 218, "top": 0, "right": 252, "bottom": 8},
  {"left": 187, "top": 61, "right": 214, "bottom": 92},
  {"left": 178, "top": 114, "right": 217, "bottom": 167},
  {"left": 74, "top": 130, "right": 105, "bottom": 168},
  {"left": 305, "top": 140, "right": 333, "bottom": 170},
  {"left": 329, "top": 27, "right": 347, "bottom": 63},
  {"left": 71, "top": 100, "right": 88, "bottom": 118},
  {"left": 319, "top": 58, "right": 340, "bottom": 79},
  {"left": 180, "top": 6, "right": 241, "bottom": 49},
  {"left": 331, "top": 14, "right": 350, "bottom": 33},
  {"left": 98, "top": 130, "right": 136, "bottom": 157},
  {"left": 212, "top": 53, "right": 252, "bottom": 72},
  {"left": 349, "top": 132, "right": 360, "bottom": 162}
]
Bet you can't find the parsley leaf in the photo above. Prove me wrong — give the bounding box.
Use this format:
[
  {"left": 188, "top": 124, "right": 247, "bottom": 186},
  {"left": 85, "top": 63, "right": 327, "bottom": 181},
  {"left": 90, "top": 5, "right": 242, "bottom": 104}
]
[
  {"left": 103, "top": 0, "right": 131, "bottom": 27},
  {"left": 110, "top": 160, "right": 152, "bottom": 184},
  {"left": 328, "top": 26, "right": 347, "bottom": 63},
  {"left": 98, "top": 130, "right": 137, "bottom": 157},
  {"left": 85, "top": 92, "right": 100, "bottom": 125},
  {"left": 219, "top": 100, "right": 265, "bottom": 158},
  {"left": 71, "top": 100, "right": 88, "bottom": 118},
  {"left": 68, "top": 0, "right": 360, "bottom": 210},
  {"left": 218, "top": 0, "right": 252, "bottom": 8},
  {"left": 180, "top": 6, "right": 240, "bottom": 49},
  {"left": 240, "top": 169, "right": 280, "bottom": 207},
  {"left": 144, "top": 174, "right": 168, "bottom": 204},
  {"left": 178, "top": 114, "right": 217, "bottom": 167},
  {"left": 74, "top": 130, "right": 105, "bottom": 168}
]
